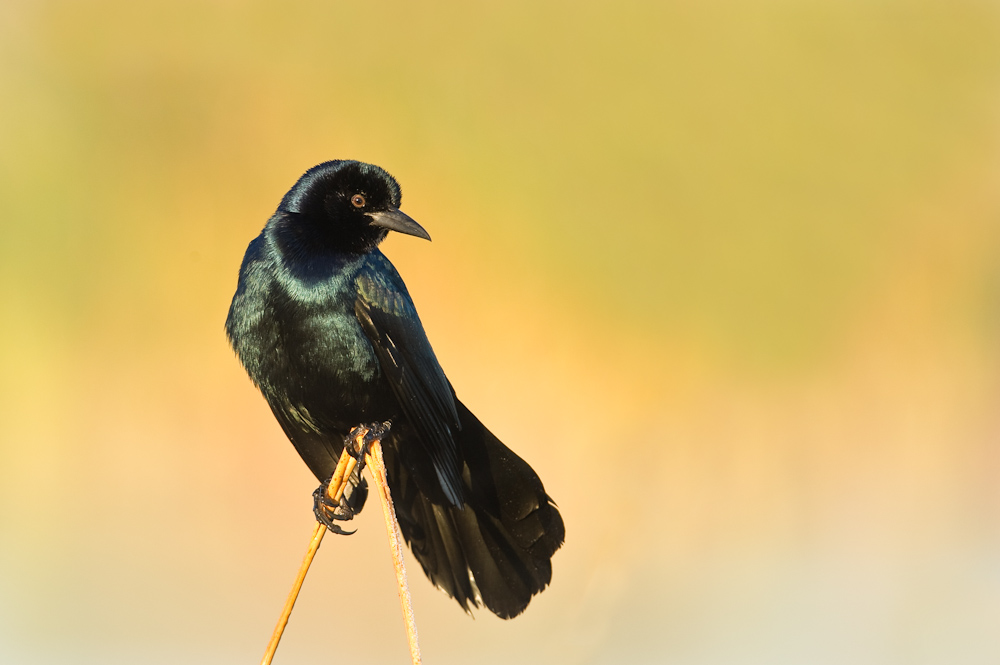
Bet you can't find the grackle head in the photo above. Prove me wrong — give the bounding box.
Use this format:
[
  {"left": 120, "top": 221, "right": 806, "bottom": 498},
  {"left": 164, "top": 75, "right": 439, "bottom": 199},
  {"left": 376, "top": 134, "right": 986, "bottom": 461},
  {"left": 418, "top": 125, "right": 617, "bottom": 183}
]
[{"left": 275, "top": 160, "right": 430, "bottom": 254}]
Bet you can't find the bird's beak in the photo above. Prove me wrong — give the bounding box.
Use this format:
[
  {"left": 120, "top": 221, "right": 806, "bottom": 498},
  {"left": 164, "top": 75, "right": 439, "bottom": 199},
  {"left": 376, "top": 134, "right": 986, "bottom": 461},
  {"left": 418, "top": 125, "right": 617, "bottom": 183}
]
[{"left": 368, "top": 209, "right": 432, "bottom": 241}]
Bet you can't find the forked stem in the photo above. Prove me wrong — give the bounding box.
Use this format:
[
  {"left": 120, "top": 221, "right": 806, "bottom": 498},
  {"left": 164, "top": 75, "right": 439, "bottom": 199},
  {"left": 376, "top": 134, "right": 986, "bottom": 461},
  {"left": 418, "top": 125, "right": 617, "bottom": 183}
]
[{"left": 260, "top": 427, "right": 421, "bottom": 665}]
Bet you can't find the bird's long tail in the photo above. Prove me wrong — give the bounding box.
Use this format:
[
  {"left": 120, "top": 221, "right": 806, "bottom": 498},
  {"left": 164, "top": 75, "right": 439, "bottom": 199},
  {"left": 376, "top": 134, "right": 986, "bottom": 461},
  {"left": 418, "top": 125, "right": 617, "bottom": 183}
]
[{"left": 384, "top": 401, "right": 565, "bottom": 619}]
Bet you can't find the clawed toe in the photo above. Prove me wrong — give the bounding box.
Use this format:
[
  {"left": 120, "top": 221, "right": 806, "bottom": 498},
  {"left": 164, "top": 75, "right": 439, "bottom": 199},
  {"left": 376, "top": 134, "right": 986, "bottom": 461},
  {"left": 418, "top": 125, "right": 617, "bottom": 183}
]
[
  {"left": 362, "top": 421, "right": 391, "bottom": 445},
  {"left": 312, "top": 482, "right": 357, "bottom": 535},
  {"left": 313, "top": 422, "right": 391, "bottom": 535},
  {"left": 345, "top": 421, "right": 392, "bottom": 469}
]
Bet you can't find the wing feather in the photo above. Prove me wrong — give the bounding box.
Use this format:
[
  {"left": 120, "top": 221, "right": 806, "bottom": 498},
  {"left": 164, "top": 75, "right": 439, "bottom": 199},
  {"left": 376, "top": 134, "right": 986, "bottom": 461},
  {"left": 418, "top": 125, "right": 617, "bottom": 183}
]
[{"left": 354, "top": 268, "right": 464, "bottom": 506}]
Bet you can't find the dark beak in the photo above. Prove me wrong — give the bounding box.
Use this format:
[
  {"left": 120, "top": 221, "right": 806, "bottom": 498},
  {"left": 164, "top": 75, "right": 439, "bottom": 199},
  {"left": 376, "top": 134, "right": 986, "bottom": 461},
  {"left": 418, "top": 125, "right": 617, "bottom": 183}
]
[{"left": 368, "top": 208, "right": 431, "bottom": 241}]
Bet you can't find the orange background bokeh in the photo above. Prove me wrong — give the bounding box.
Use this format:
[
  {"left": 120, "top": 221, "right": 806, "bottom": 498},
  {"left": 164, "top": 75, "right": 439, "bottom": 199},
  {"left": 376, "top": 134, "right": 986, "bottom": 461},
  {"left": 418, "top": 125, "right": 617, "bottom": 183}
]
[{"left": 1, "top": 2, "right": 999, "bottom": 663}]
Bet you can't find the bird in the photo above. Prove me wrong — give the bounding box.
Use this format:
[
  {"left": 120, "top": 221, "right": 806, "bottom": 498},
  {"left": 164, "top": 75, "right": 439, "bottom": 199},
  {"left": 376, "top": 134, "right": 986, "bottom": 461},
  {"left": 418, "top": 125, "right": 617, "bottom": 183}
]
[{"left": 225, "top": 160, "right": 564, "bottom": 619}]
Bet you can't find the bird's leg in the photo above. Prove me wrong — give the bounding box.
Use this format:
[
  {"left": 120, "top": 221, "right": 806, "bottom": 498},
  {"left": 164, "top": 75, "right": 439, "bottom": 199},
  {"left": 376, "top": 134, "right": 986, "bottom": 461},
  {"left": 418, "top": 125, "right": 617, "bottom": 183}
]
[
  {"left": 312, "top": 483, "right": 357, "bottom": 535},
  {"left": 349, "top": 421, "right": 392, "bottom": 475},
  {"left": 312, "top": 426, "right": 367, "bottom": 534},
  {"left": 311, "top": 422, "right": 391, "bottom": 534}
]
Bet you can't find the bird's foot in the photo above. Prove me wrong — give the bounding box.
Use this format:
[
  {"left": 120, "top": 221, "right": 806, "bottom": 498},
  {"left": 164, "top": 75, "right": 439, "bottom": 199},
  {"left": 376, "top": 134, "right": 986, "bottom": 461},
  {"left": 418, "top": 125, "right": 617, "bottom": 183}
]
[
  {"left": 313, "top": 481, "right": 357, "bottom": 535},
  {"left": 313, "top": 422, "right": 390, "bottom": 535},
  {"left": 345, "top": 421, "right": 392, "bottom": 473}
]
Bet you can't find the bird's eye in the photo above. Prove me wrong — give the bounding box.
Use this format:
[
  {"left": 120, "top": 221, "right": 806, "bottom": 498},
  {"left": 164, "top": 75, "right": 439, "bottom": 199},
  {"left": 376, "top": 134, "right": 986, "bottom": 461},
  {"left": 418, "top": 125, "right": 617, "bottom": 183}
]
[{"left": 351, "top": 194, "right": 366, "bottom": 208}]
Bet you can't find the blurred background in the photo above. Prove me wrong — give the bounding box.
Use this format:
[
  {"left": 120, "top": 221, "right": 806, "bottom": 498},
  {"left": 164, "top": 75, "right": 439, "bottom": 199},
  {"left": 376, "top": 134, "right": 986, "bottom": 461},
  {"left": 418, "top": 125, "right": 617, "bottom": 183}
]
[{"left": 1, "top": 1, "right": 999, "bottom": 663}]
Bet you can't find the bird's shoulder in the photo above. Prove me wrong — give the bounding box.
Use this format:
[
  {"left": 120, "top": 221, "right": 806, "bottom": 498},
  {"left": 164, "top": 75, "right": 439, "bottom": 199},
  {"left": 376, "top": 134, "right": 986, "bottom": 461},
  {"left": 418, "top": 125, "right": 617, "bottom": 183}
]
[{"left": 354, "top": 251, "right": 419, "bottom": 321}]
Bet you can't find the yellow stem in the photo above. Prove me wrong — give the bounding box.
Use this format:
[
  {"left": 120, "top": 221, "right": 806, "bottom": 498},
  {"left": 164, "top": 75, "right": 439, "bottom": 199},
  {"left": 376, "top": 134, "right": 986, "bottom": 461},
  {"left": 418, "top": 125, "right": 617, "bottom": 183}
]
[
  {"left": 260, "top": 437, "right": 360, "bottom": 665},
  {"left": 365, "top": 440, "right": 422, "bottom": 665}
]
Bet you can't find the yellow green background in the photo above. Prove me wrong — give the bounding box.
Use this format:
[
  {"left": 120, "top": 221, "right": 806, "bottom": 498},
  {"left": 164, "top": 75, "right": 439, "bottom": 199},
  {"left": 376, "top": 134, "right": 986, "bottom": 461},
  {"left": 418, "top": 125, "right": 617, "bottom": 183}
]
[{"left": 2, "top": 1, "right": 999, "bottom": 663}]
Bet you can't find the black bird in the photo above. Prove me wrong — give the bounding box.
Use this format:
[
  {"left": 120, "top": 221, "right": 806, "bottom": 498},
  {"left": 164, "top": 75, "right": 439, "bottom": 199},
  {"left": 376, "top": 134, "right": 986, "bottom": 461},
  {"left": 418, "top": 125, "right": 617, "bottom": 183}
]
[{"left": 225, "top": 160, "right": 564, "bottom": 618}]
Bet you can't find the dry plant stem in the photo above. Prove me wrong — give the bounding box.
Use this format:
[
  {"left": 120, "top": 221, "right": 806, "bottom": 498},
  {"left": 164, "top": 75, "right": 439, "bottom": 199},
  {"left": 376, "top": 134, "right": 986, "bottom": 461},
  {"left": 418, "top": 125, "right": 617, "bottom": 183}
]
[
  {"left": 260, "top": 521, "right": 327, "bottom": 665},
  {"left": 327, "top": 443, "right": 359, "bottom": 504},
  {"left": 260, "top": 443, "right": 358, "bottom": 665},
  {"left": 365, "top": 440, "right": 422, "bottom": 665}
]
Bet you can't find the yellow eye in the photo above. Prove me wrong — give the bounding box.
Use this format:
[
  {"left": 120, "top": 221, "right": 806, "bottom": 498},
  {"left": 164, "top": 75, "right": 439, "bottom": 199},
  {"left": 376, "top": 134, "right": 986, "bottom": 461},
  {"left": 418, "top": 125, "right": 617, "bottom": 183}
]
[{"left": 351, "top": 194, "right": 366, "bottom": 208}]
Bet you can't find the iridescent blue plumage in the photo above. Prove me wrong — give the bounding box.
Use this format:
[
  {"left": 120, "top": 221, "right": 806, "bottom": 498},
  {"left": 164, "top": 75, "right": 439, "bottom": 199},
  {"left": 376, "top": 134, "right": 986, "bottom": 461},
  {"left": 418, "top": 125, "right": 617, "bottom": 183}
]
[{"left": 226, "top": 161, "right": 564, "bottom": 618}]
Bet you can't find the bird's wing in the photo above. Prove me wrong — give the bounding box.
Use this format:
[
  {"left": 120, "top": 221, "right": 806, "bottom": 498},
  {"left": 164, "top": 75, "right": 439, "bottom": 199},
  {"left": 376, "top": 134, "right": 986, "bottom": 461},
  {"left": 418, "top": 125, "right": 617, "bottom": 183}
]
[{"left": 354, "top": 256, "right": 464, "bottom": 506}]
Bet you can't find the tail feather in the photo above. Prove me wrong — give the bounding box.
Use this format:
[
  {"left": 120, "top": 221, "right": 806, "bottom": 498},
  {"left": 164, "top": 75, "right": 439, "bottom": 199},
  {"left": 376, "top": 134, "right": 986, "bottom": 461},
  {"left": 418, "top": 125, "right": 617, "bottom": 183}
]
[{"left": 385, "top": 400, "right": 565, "bottom": 618}]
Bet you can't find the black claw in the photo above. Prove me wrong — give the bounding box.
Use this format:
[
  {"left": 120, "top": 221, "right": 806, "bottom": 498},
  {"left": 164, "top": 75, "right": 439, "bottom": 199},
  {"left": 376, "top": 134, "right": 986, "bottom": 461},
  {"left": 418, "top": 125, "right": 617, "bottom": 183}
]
[
  {"left": 312, "top": 482, "right": 357, "bottom": 535},
  {"left": 312, "top": 422, "right": 391, "bottom": 535},
  {"left": 344, "top": 421, "right": 392, "bottom": 471},
  {"left": 344, "top": 425, "right": 367, "bottom": 461},
  {"left": 359, "top": 421, "right": 391, "bottom": 458},
  {"left": 365, "top": 421, "right": 392, "bottom": 444}
]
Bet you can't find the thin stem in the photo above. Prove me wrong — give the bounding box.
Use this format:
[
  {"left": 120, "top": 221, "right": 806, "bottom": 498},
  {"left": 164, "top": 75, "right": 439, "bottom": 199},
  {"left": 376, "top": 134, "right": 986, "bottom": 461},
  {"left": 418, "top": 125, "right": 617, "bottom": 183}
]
[
  {"left": 260, "top": 521, "right": 327, "bottom": 665},
  {"left": 365, "top": 440, "right": 422, "bottom": 665},
  {"left": 260, "top": 443, "right": 357, "bottom": 665}
]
